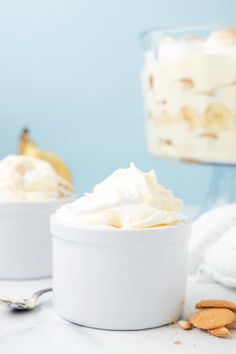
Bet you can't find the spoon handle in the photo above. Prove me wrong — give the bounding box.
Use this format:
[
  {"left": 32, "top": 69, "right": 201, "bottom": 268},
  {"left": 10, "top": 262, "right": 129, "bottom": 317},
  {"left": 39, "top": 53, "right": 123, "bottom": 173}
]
[{"left": 31, "top": 287, "right": 52, "bottom": 300}]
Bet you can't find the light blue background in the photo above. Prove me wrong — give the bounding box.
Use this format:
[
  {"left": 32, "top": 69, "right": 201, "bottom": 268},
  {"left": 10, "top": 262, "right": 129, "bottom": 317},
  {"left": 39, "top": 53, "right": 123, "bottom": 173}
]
[{"left": 0, "top": 0, "right": 235, "bottom": 205}]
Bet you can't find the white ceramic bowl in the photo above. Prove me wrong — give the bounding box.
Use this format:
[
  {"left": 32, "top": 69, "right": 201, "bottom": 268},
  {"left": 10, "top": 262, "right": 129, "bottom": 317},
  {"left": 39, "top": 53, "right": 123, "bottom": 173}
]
[
  {"left": 51, "top": 216, "right": 191, "bottom": 330},
  {"left": 0, "top": 196, "right": 74, "bottom": 280}
]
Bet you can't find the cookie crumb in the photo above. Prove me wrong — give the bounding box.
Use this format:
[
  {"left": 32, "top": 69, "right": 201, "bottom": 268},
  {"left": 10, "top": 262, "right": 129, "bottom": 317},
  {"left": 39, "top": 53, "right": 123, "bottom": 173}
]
[
  {"left": 208, "top": 327, "right": 231, "bottom": 338},
  {"left": 178, "top": 320, "right": 192, "bottom": 330},
  {"left": 174, "top": 340, "right": 182, "bottom": 345}
]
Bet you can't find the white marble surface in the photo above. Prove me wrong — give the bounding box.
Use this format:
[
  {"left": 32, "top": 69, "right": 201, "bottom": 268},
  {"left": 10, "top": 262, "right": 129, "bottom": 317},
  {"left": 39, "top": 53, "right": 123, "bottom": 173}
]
[{"left": 0, "top": 276, "right": 235, "bottom": 353}]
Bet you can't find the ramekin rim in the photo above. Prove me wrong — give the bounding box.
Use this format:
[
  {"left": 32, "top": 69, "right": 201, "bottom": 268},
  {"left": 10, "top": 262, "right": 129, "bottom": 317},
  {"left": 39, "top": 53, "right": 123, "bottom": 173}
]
[
  {"left": 0, "top": 194, "right": 75, "bottom": 207},
  {"left": 51, "top": 214, "right": 191, "bottom": 233},
  {"left": 140, "top": 21, "right": 236, "bottom": 40}
]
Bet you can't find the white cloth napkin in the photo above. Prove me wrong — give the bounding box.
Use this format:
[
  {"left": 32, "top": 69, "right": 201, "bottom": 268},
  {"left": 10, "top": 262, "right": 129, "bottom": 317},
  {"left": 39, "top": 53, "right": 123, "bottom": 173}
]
[{"left": 188, "top": 204, "right": 236, "bottom": 287}]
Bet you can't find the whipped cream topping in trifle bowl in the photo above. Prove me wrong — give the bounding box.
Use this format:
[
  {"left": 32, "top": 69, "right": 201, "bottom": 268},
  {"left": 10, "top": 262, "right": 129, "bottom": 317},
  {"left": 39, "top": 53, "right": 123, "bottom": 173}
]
[
  {"left": 141, "top": 23, "right": 236, "bottom": 164},
  {"left": 0, "top": 155, "right": 74, "bottom": 279},
  {"left": 51, "top": 164, "right": 191, "bottom": 330}
]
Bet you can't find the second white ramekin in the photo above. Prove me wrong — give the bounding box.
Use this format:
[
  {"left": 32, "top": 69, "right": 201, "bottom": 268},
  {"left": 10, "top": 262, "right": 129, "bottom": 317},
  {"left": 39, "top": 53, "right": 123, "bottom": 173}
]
[
  {"left": 51, "top": 217, "right": 191, "bottom": 330},
  {"left": 0, "top": 196, "right": 74, "bottom": 279}
]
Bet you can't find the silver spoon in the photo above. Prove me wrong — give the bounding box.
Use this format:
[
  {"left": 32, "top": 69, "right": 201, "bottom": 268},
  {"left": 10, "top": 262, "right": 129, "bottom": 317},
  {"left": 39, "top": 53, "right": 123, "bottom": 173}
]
[{"left": 0, "top": 287, "right": 52, "bottom": 311}]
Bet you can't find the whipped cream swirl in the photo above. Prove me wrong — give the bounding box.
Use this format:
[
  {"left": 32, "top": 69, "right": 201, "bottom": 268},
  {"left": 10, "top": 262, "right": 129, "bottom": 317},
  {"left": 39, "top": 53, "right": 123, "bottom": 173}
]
[
  {"left": 0, "top": 155, "right": 72, "bottom": 202},
  {"left": 158, "top": 29, "right": 236, "bottom": 60},
  {"left": 56, "top": 163, "right": 185, "bottom": 229}
]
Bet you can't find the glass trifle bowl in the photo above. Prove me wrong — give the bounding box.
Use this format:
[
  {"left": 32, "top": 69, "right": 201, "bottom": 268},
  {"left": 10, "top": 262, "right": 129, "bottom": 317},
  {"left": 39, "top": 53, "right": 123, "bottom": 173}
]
[{"left": 141, "top": 24, "right": 236, "bottom": 164}]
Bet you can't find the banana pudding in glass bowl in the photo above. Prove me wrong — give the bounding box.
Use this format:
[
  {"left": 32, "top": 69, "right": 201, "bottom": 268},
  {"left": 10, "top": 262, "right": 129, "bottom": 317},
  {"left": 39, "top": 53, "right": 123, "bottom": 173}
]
[{"left": 141, "top": 24, "right": 236, "bottom": 164}]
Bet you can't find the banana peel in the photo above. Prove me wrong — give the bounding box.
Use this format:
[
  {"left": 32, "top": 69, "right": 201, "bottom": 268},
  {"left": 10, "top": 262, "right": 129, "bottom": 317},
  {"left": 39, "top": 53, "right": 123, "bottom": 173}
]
[{"left": 18, "top": 128, "right": 73, "bottom": 185}]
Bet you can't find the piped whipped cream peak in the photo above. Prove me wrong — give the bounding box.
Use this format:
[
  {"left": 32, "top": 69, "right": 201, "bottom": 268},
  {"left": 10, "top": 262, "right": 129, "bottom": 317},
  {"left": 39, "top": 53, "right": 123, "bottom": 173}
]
[
  {"left": 158, "top": 29, "right": 236, "bottom": 60},
  {"left": 56, "top": 163, "right": 185, "bottom": 229},
  {"left": 0, "top": 155, "right": 72, "bottom": 202},
  {"left": 205, "top": 29, "right": 236, "bottom": 55},
  {"left": 159, "top": 35, "right": 204, "bottom": 61}
]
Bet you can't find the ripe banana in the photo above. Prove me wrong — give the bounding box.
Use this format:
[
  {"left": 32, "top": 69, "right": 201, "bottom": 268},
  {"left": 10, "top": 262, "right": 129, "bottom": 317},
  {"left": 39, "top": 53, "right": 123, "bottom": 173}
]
[{"left": 18, "top": 128, "right": 73, "bottom": 185}]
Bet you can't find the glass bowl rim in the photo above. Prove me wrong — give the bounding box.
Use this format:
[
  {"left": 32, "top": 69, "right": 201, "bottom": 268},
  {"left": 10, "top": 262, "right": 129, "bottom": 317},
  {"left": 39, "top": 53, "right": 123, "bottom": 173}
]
[{"left": 140, "top": 22, "right": 236, "bottom": 40}]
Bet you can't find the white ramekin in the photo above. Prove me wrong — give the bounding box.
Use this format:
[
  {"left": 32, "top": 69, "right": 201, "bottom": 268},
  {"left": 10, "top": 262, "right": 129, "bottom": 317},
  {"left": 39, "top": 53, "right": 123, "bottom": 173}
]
[
  {"left": 0, "top": 196, "right": 74, "bottom": 280},
  {"left": 51, "top": 216, "right": 191, "bottom": 330}
]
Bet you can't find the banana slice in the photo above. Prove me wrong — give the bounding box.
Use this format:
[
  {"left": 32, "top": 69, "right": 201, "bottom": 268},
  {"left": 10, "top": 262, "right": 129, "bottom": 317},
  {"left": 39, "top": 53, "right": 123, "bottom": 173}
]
[
  {"left": 179, "top": 106, "right": 199, "bottom": 128},
  {"left": 203, "top": 103, "right": 234, "bottom": 131}
]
